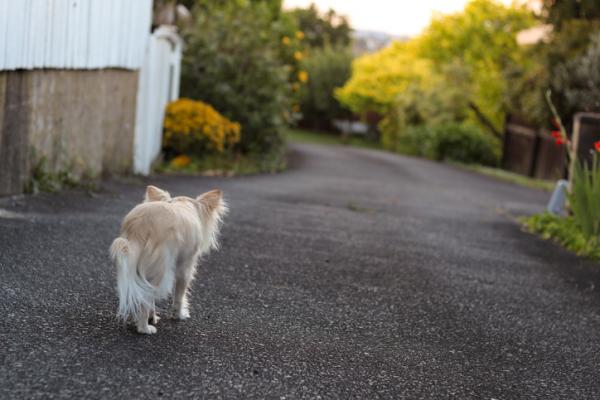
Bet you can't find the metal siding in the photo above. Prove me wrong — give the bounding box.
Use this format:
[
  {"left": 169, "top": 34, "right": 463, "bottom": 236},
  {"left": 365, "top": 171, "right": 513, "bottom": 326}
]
[{"left": 0, "top": 0, "right": 152, "bottom": 70}]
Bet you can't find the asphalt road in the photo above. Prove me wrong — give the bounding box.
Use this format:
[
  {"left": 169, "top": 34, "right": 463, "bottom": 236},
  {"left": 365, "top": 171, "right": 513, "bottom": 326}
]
[{"left": 1, "top": 144, "right": 599, "bottom": 399}]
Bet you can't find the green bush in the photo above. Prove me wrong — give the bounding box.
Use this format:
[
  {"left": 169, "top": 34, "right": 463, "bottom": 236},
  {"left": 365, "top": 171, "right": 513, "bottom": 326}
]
[
  {"left": 181, "top": 2, "right": 290, "bottom": 155},
  {"left": 388, "top": 124, "right": 429, "bottom": 156},
  {"left": 429, "top": 123, "right": 501, "bottom": 166},
  {"left": 523, "top": 213, "right": 600, "bottom": 261},
  {"left": 299, "top": 45, "right": 353, "bottom": 130},
  {"left": 389, "top": 123, "right": 500, "bottom": 166}
]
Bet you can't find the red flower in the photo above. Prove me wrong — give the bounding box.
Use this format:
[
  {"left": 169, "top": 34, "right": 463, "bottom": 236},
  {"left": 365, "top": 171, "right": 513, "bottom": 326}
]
[
  {"left": 594, "top": 140, "right": 600, "bottom": 153},
  {"left": 551, "top": 130, "right": 561, "bottom": 139},
  {"left": 555, "top": 138, "right": 565, "bottom": 146}
]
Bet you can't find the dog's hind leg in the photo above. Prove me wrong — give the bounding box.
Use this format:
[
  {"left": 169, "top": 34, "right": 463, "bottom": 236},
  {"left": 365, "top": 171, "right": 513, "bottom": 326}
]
[
  {"left": 136, "top": 306, "right": 157, "bottom": 334},
  {"left": 173, "top": 260, "right": 195, "bottom": 320},
  {"left": 173, "top": 276, "right": 191, "bottom": 320},
  {"left": 149, "top": 301, "right": 160, "bottom": 325}
]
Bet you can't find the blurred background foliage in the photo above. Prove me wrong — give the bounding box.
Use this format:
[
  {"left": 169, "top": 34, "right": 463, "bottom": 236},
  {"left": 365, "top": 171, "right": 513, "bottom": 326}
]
[
  {"left": 181, "top": 0, "right": 290, "bottom": 157},
  {"left": 177, "top": 0, "right": 353, "bottom": 170},
  {"left": 336, "top": 0, "right": 534, "bottom": 164},
  {"left": 172, "top": 0, "right": 600, "bottom": 169}
]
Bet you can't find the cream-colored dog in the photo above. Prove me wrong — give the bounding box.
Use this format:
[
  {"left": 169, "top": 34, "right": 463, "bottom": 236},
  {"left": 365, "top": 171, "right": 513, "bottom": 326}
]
[{"left": 110, "top": 185, "right": 227, "bottom": 334}]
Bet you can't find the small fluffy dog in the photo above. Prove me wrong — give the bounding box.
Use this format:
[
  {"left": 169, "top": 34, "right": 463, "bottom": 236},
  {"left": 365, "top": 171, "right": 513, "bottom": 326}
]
[{"left": 110, "top": 185, "right": 227, "bottom": 334}]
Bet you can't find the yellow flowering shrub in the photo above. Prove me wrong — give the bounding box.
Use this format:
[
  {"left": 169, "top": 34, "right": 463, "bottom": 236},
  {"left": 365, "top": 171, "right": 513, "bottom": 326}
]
[{"left": 163, "top": 98, "right": 241, "bottom": 155}]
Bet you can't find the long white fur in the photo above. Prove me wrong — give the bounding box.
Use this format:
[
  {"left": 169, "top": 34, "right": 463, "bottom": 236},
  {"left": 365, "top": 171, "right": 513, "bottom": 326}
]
[{"left": 109, "top": 185, "right": 227, "bottom": 334}]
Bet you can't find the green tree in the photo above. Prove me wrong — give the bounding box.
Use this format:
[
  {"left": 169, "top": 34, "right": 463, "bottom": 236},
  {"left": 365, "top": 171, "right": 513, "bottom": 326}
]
[
  {"left": 337, "top": 0, "right": 533, "bottom": 133},
  {"left": 416, "top": 0, "right": 535, "bottom": 131},
  {"left": 543, "top": 0, "right": 600, "bottom": 29},
  {"left": 508, "top": 3, "right": 600, "bottom": 127},
  {"left": 299, "top": 45, "right": 353, "bottom": 130},
  {"left": 181, "top": 2, "right": 290, "bottom": 154},
  {"left": 335, "top": 40, "right": 432, "bottom": 115},
  {"left": 561, "top": 31, "right": 600, "bottom": 113},
  {"left": 285, "top": 3, "right": 351, "bottom": 48}
]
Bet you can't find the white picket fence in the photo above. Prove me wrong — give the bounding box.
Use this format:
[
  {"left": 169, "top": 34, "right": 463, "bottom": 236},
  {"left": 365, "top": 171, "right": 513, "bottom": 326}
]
[{"left": 134, "top": 26, "right": 183, "bottom": 175}]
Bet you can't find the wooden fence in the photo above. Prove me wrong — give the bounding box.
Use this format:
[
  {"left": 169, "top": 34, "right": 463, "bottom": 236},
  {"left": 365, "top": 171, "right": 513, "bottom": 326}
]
[{"left": 502, "top": 114, "right": 600, "bottom": 181}]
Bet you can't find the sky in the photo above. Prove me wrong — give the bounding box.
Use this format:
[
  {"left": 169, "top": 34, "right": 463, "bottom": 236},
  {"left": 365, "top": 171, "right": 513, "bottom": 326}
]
[{"left": 283, "top": 0, "right": 517, "bottom": 37}]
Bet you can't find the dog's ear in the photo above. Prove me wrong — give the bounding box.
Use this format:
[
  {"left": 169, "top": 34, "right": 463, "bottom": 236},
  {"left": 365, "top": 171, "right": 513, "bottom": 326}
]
[
  {"left": 196, "top": 189, "right": 223, "bottom": 212},
  {"left": 145, "top": 185, "right": 171, "bottom": 202}
]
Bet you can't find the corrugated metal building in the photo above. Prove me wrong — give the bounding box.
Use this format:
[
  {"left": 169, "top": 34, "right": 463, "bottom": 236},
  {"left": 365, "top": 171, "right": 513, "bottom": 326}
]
[
  {"left": 0, "top": 0, "right": 152, "bottom": 70},
  {"left": 0, "top": 0, "right": 161, "bottom": 196}
]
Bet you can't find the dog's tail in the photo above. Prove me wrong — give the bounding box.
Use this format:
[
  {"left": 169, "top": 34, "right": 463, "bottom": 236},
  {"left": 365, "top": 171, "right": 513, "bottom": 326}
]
[{"left": 109, "top": 237, "right": 153, "bottom": 321}]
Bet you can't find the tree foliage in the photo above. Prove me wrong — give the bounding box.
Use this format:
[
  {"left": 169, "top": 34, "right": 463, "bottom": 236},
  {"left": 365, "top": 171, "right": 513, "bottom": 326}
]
[
  {"left": 281, "top": 4, "right": 353, "bottom": 129},
  {"left": 335, "top": 41, "right": 432, "bottom": 115},
  {"left": 543, "top": 0, "right": 600, "bottom": 29},
  {"left": 181, "top": 2, "right": 290, "bottom": 154},
  {"left": 561, "top": 31, "right": 600, "bottom": 114},
  {"left": 284, "top": 4, "right": 351, "bottom": 49},
  {"left": 298, "top": 45, "right": 353, "bottom": 130},
  {"left": 337, "top": 0, "right": 534, "bottom": 143},
  {"left": 505, "top": 1, "right": 600, "bottom": 127}
]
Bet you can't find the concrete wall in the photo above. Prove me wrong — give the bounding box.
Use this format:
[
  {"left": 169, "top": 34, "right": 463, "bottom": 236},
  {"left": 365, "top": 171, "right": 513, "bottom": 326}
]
[{"left": 0, "top": 69, "right": 138, "bottom": 196}]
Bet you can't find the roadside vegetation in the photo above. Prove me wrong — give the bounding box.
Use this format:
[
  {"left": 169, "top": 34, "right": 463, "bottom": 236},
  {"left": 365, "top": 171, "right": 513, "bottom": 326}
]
[
  {"left": 163, "top": 0, "right": 353, "bottom": 175},
  {"left": 523, "top": 213, "right": 600, "bottom": 262},
  {"left": 25, "top": 157, "right": 97, "bottom": 194},
  {"left": 522, "top": 94, "right": 600, "bottom": 262},
  {"left": 454, "top": 164, "right": 555, "bottom": 192},
  {"left": 162, "top": 0, "right": 600, "bottom": 261},
  {"left": 285, "top": 128, "right": 379, "bottom": 149}
]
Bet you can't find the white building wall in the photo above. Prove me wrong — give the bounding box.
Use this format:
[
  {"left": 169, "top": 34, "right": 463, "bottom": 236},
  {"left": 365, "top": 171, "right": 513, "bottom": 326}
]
[{"left": 0, "top": 0, "right": 153, "bottom": 71}]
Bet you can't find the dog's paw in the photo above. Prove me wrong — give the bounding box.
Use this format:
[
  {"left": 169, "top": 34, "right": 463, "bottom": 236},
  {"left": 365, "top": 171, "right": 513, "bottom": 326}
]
[
  {"left": 175, "top": 309, "right": 190, "bottom": 320},
  {"left": 150, "top": 314, "right": 161, "bottom": 325},
  {"left": 137, "top": 325, "right": 157, "bottom": 335}
]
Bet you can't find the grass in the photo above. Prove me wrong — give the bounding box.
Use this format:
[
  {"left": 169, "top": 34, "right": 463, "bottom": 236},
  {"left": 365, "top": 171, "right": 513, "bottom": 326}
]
[
  {"left": 454, "top": 163, "right": 556, "bottom": 192},
  {"left": 288, "top": 128, "right": 557, "bottom": 192},
  {"left": 285, "top": 128, "right": 381, "bottom": 150},
  {"left": 156, "top": 151, "right": 286, "bottom": 176},
  {"left": 522, "top": 213, "right": 600, "bottom": 262}
]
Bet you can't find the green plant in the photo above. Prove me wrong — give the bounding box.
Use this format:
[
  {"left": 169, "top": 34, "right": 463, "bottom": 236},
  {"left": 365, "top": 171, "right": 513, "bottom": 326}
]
[
  {"left": 523, "top": 213, "right": 600, "bottom": 261},
  {"left": 299, "top": 45, "right": 353, "bottom": 130},
  {"left": 387, "top": 123, "right": 499, "bottom": 166},
  {"left": 24, "top": 157, "right": 94, "bottom": 194},
  {"left": 181, "top": 2, "right": 290, "bottom": 155},
  {"left": 428, "top": 124, "right": 500, "bottom": 165},
  {"left": 569, "top": 153, "right": 600, "bottom": 240},
  {"left": 385, "top": 124, "right": 429, "bottom": 156},
  {"left": 156, "top": 149, "right": 286, "bottom": 176}
]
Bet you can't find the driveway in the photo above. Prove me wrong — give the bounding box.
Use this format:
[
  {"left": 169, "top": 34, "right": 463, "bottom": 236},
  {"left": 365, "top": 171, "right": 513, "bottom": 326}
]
[{"left": 1, "top": 144, "right": 599, "bottom": 399}]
